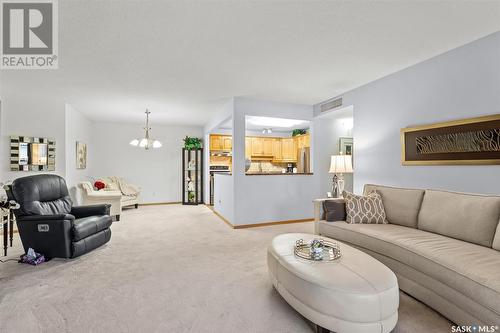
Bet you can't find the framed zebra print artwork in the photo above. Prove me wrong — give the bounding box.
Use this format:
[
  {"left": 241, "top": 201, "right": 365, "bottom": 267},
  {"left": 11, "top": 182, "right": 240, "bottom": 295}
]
[{"left": 401, "top": 114, "right": 500, "bottom": 165}]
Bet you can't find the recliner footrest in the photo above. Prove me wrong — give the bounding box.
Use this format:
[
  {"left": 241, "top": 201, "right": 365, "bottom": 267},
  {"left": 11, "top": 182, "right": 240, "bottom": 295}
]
[
  {"left": 73, "top": 215, "right": 113, "bottom": 241},
  {"left": 72, "top": 228, "right": 111, "bottom": 258}
]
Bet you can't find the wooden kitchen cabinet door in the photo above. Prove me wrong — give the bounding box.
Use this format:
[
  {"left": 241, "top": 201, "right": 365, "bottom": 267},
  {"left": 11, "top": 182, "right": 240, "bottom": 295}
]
[
  {"left": 263, "top": 138, "right": 273, "bottom": 155},
  {"left": 245, "top": 137, "right": 252, "bottom": 159},
  {"left": 304, "top": 134, "right": 310, "bottom": 147},
  {"left": 272, "top": 139, "right": 282, "bottom": 160},
  {"left": 210, "top": 135, "right": 222, "bottom": 151},
  {"left": 251, "top": 137, "right": 263, "bottom": 156},
  {"left": 282, "top": 138, "right": 297, "bottom": 161},
  {"left": 296, "top": 136, "right": 304, "bottom": 149},
  {"left": 223, "top": 136, "right": 232, "bottom": 151}
]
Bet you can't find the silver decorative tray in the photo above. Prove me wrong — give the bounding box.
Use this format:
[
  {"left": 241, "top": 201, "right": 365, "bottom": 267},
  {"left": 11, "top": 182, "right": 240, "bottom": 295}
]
[{"left": 294, "top": 238, "right": 342, "bottom": 262}]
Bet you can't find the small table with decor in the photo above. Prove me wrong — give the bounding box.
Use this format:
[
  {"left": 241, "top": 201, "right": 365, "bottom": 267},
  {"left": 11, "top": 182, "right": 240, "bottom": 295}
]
[{"left": 1, "top": 205, "right": 15, "bottom": 256}]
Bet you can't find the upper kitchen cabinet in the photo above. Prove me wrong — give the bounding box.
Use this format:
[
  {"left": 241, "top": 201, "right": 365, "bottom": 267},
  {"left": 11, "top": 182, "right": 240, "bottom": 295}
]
[
  {"left": 281, "top": 138, "right": 297, "bottom": 161},
  {"left": 210, "top": 135, "right": 222, "bottom": 151},
  {"left": 251, "top": 137, "right": 263, "bottom": 156},
  {"left": 245, "top": 137, "right": 252, "bottom": 159},
  {"left": 272, "top": 139, "right": 282, "bottom": 161},
  {"left": 249, "top": 137, "right": 274, "bottom": 157},
  {"left": 295, "top": 134, "right": 310, "bottom": 149},
  {"left": 223, "top": 136, "right": 232, "bottom": 151},
  {"left": 210, "top": 135, "right": 232, "bottom": 152},
  {"left": 262, "top": 138, "right": 273, "bottom": 156}
]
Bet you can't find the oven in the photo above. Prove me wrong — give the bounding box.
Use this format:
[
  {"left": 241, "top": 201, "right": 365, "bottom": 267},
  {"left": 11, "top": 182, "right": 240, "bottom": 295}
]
[{"left": 209, "top": 165, "right": 230, "bottom": 205}]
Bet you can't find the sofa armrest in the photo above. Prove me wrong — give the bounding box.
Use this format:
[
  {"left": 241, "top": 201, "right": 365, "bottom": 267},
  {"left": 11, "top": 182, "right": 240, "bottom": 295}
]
[
  {"left": 71, "top": 204, "right": 110, "bottom": 218},
  {"left": 18, "top": 214, "right": 75, "bottom": 222},
  {"left": 313, "top": 198, "right": 346, "bottom": 234},
  {"left": 87, "top": 190, "right": 122, "bottom": 198},
  {"left": 313, "top": 199, "right": 329, "bottom": 234},
  {"left": 102, "top": 188, "right": 120, "bottom": 193},
  {"left": 128, "top": 185, "right": 141, "bottom": 194}
]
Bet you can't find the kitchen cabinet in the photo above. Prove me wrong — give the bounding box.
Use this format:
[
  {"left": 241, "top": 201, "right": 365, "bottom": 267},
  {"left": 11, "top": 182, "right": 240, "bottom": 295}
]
[
  {"left": 210, "top": 135, "right": 232, "bottom": 152},
  {"left": 281, "top": 138, "right": 297, "bottom": 161},
  {"left": 262, "top": 138, "right": 273, "bottom": 155},
  {"left": 272, "top": 139, "right": 282, "bottom": 161},
  {"left": 295, "top": 134, "right": 310, "bottom": 149},
  {"left": 245, "top": 137, "right": 252, "bottom": 159},
  {"left": 223, "top": 137, "right": 232, "bottom": 151},
  {"left": 245, "top": 135, "right": 308, "bottom": 162},
  {"left": 250, "top": 137, "right": 274, "bottom": 156},
  {"left": 251, "top": 137, "right": 263, "bottom": 156},
  {"left": 210, "top": 135, "right": 222, "bottom": 151}
]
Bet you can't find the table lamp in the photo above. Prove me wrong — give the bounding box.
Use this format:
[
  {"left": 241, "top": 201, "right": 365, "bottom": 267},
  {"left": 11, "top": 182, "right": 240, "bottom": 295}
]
[{"left": 329, "top": 153, "right": 353, "bottom": 198}]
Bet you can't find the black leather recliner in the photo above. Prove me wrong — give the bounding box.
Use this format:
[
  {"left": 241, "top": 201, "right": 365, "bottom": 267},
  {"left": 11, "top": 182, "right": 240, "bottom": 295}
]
[{"left": 8, "top": 174, "right": 113, "bottom": 259}]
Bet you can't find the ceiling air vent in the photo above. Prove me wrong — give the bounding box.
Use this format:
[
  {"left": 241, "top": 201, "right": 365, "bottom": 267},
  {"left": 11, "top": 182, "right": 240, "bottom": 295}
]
[{"left": 320, "top": 97, "right": 343, "bottom": 112}]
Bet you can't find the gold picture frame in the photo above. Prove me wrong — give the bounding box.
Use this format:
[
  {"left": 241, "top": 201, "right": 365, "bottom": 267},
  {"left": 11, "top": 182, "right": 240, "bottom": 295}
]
[{"left": 401, "top": 114, "right": 500, "bottom": 165}]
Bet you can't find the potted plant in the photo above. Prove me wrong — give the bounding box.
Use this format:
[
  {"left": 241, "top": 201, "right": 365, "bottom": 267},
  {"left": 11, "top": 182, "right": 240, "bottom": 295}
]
[
  {"left": 292, "top": 129, "right": 307, "bottom": 137},
  {"left": 183, "top": 136, "right": 202, "bottom": 150}
]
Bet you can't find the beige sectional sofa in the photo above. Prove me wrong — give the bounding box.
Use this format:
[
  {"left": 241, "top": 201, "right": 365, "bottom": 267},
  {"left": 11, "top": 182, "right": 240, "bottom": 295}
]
[{"left": 314, "top": 184, "right": 500, "bottom": 327}]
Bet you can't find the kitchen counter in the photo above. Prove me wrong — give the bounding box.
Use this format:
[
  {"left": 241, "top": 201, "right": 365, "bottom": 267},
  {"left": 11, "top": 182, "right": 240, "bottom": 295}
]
[{"left": 245, "top": 172, "right": 314, "bottom": 175}]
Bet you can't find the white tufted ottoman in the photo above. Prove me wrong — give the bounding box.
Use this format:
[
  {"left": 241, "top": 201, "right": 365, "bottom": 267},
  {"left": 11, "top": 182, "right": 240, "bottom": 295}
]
[{"left": 267, "top": 233, "right": 399, "bottom": 333}]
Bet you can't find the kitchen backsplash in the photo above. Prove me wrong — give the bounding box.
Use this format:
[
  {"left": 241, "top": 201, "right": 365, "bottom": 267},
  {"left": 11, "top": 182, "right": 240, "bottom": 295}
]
[{"left": 247, "top": 161, "right": 290, "bottom": 173}]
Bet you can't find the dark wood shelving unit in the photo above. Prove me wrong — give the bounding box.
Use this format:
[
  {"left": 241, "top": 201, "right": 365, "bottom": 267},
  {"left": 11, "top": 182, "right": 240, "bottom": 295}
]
[{"left": 182, "top": 148, "right": 203, "bottom": 205}]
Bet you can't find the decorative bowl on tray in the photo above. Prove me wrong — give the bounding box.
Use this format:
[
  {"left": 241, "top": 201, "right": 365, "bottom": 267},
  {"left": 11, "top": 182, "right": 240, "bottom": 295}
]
[{"left": 294, "top": 238, "right": 342, "bottom": 262}]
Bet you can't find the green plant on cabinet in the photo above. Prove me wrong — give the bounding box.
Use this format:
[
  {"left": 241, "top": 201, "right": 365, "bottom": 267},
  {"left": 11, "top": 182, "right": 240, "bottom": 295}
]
[{"left": 183, "top": 136, "right": 202, "bottom": 150}]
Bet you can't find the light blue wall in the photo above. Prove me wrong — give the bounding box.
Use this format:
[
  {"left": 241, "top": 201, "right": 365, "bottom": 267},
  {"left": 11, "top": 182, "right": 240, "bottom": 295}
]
[
  {"left": 315, "top": 32, "right": 500, "bottom": 195},
  {"left": 232, "top": 97, "right": 317, "bottom": 225}
]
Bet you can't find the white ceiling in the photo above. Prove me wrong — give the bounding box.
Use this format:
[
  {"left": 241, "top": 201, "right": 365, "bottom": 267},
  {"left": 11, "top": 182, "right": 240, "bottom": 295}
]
[{"left": 2, "top": 1, "right": 499, "bottom": 126}]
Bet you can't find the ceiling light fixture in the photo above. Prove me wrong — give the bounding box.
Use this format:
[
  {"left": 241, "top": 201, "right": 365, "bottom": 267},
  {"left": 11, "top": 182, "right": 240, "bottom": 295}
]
[
  {"left": 262, "top": 128, "right": 273, "bottom": 134},
  {"left": 129, "top": 110, "right": 162, "bottom": 150}
]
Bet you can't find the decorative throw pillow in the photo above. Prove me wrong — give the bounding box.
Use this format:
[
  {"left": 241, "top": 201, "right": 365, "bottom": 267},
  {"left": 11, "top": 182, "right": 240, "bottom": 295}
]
[
  {"left": 343, "top": 191, "right": 387, "bottom": 224},
  {"left": 322, "top": 199, "right": 346, "bottom": 222}
]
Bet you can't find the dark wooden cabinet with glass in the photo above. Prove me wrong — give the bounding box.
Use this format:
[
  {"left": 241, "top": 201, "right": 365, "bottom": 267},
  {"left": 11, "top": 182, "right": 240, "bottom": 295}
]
[{"left": 182, "top": 148, "right": 203, "bottom": 205}]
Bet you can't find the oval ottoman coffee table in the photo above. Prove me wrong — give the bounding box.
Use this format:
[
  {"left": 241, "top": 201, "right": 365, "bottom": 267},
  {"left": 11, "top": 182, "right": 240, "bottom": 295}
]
[{"left": 267, "top": 233, "right": 399, "bottom": 333}]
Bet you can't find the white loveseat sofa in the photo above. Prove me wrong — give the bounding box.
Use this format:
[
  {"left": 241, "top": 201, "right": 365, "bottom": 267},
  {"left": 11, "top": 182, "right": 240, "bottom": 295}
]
[
  {"left": 314, "top": 184, "right": 500, "bottom": 327},
  {"left": 102, "top": 177, "right": 141, "bottom": 209},
  {"left": 79, "top": 181, "right": 122, "bottom": 220}
]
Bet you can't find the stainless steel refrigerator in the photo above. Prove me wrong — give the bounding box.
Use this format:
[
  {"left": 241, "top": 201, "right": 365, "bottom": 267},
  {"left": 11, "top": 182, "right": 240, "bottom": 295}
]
[{"left": 297, "top": 147, "right": 311, "bottom": 173}]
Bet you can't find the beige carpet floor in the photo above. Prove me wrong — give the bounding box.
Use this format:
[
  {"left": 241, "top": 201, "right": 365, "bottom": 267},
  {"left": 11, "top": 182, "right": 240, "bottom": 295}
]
[{"left": 0, "top": 205, "right": 452, "bottom": 333}]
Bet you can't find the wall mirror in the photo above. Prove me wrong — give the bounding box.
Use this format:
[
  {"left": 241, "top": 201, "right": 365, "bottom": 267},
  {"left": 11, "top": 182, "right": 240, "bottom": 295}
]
[{"left": 10, "top": 136, "right": 56, "bottom": 171}]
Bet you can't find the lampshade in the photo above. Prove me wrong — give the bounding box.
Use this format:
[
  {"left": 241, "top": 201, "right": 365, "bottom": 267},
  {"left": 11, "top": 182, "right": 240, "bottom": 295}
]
[{"left": 329, "top": 154, "right": 353, "bottom": 174}]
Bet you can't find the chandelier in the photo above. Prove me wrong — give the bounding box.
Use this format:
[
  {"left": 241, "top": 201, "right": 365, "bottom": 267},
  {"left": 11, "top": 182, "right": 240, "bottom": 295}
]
[{"left": 129, "top": 110, "right": 162, "bottom": 149}]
